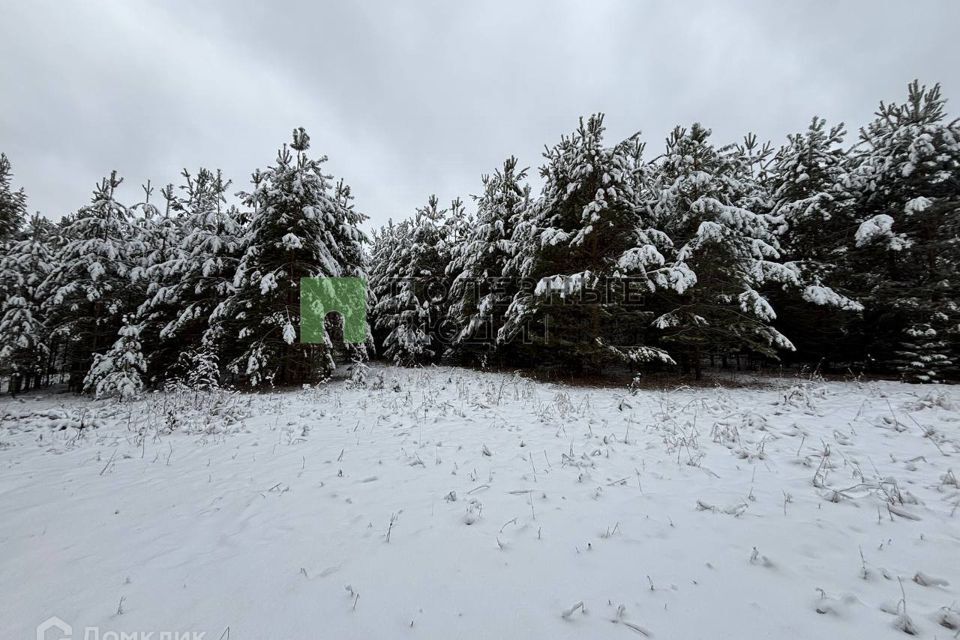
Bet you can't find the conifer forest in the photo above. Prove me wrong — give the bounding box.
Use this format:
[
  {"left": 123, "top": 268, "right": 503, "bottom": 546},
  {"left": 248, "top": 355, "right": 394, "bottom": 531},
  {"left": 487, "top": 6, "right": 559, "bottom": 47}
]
[
  {"left": 1, "top": 82, "right": 958, "bottom": 394},
  {"left": 3, "top": 4, "right": 959, "bottom": 639}
]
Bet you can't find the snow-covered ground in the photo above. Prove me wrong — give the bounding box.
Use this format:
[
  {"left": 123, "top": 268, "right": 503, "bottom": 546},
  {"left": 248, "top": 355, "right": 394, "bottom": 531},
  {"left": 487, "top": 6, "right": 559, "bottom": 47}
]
[{"left": 2, "top": 367, "right": 959, "bottom": 639}]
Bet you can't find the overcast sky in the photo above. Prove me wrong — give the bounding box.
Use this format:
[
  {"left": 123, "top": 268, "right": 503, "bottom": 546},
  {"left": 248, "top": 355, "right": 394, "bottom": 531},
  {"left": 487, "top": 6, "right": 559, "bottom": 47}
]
[{"left": 2, "top": 0, "right": 958, "bottom": 228}]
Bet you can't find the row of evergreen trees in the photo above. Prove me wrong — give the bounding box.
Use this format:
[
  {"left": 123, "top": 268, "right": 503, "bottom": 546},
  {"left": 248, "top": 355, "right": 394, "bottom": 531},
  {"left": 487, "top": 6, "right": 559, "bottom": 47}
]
[
  {"left": 0, "top": 82, "right": 957, "bottom": 396},
  {"left": 371, "top": 81, "right": 958, "bottom": 383},
  {"left": 0, "top": 128, "right": 367, "bottom": 395}
]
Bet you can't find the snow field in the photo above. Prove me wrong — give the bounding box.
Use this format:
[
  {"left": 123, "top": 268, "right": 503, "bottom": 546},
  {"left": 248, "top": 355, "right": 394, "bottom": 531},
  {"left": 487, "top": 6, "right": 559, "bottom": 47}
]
[{"left": 1, "top": 367, "right": 959, "bottom": 639}]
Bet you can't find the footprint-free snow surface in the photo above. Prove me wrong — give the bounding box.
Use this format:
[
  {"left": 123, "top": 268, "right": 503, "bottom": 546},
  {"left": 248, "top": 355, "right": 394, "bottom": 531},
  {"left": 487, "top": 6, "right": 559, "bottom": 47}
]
[{"left": 2, "top": 367, "right": 960, "bottom": 639}]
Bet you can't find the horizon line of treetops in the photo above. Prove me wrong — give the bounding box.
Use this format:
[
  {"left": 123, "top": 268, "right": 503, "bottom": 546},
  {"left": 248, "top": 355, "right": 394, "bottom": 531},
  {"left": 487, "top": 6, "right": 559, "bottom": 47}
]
[{"left": 0, "top": 80, "right": 957, "bottom": 397}]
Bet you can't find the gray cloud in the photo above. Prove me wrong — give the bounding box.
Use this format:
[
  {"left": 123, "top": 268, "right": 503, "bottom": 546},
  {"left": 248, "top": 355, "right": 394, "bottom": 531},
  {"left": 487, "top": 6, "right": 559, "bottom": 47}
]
[{"left": 1, "top": 0, "right": 957, "bottom": 228}]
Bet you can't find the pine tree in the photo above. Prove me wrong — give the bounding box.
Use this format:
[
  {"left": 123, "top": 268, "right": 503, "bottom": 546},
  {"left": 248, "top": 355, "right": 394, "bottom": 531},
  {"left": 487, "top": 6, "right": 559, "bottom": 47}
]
[
  {"left": 6, "top": 83, "right": 955, "bottom": 388},
  {"left": 0, "top": 214, "right": 53, "bottom": 393},
  {"left": 175, "top": 347, "right": 221, "bottom": 391},
  {"left": 893, "top": 323, "right": 953, "bottom": 383},
  {"left": 131, "top": 181, "right": 183, "bottom": 285},
  {"left": 136, "top": 169, "right": 239, "bottom": 382},
  {"left": 369, "top": 218, "right": 411, "bottom": 356},
  {"left": 40, "top": 172, "right": 141, "bottom": 392},
  {"left": 126, "top": 181, "right": 185, "bottom": 383},
  {"left": 646, "top": 124, "right": 853, "bottom": 378},
  {"left": 212, "top": 128, "right": 368, "bottom": 386},
  {"left": 767, "top": 118, "right": 864, "bottom": 368},
  {"left": 446, "top": 157, "right": 530, "bottom": 364},
  {"left": 373, "top": 195, "right": 454, "bottom": 365},
  {"left": 83, "top": 316, "right": 146, "bottom": 399},
  {"left": 0, "top": 153, "right": 27, "bottom": 240},
  {"left": 848, "top": 81, "right": 960, "bottom": 381},
  {"left": 501, "top": 115, "right": 673, "bottom": 371},
  {"left": 771, "top": 118, "right": 852, "bottom": 266}
]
